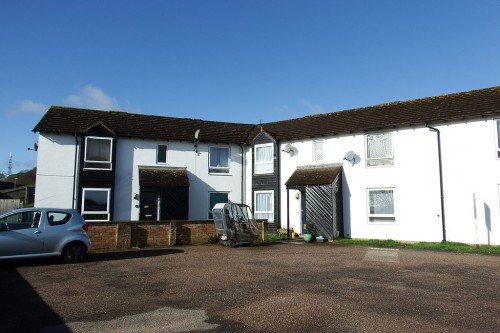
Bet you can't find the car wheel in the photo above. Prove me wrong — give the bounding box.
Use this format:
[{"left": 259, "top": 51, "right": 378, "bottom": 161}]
[{"left": 62, "top": 242, "right": 87, "bottom": 264}]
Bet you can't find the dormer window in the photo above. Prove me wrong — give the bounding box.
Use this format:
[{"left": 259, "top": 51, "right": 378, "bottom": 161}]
[{"left": 84, "top": 136, "right": 113, "bottom": 170}]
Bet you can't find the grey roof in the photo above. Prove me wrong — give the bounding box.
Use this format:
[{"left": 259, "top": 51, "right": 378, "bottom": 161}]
[
  {"left": 33, "top": 106, "right": 256, "bottom": 145},
  {"left": 285, "top": 165, "right": 343, "bottom": 187},
  {"left": 33, "top": 86, "right": 500, "bottom": 144}
]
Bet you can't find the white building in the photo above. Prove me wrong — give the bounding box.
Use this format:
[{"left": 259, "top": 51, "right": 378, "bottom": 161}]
[{"left": 33, "top": 86, "right": 500, "bottom": 245}]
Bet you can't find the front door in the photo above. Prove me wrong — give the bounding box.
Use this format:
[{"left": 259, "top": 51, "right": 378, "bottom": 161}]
[{"left": 140, "top": 191, "right": 159, "bottom": 221}]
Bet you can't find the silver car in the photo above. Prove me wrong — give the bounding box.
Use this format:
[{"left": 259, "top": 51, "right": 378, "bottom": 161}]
[{"left": 0, "top": 208, "right": 91, "bottom": 263}]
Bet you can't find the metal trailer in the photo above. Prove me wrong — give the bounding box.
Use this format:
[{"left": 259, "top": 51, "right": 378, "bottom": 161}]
[{"left": 212, "top": 203, "right": 259, "bottom": 247}]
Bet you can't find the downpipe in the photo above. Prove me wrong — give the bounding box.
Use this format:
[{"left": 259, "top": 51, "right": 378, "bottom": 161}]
[{"left": 426, "top": 125, "right": 447, "bottom": 242}]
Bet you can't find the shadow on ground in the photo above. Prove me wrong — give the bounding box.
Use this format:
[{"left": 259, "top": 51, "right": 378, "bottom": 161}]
[
  {"left": 88, "top": 248, "right": 185, "bottom": 262},
  {"left": 0, "top": 268, "right": 70, "bottom": 332}
]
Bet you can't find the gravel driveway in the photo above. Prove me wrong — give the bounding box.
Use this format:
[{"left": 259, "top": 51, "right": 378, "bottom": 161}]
[{"left": 1, "top": 242, "right": 499, "bottom": 333}]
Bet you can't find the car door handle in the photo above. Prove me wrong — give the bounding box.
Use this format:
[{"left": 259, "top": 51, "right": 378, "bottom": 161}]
[{"left": 34, "top": 230, "right": 42, "bottom": 235}]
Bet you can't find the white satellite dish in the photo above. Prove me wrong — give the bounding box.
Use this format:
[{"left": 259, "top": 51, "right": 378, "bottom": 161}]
[
  {"left": 343, "top": 151, "right": 356, "bottom": 165},
  {"left": 194, "top": 129, "right": 201, "bottom": 153},
  {"left": 282, "top": 143, "right": 291, "bottom": 153}
]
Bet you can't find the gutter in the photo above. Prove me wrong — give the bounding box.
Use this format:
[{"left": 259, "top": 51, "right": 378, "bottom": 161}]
[{"left": 426, "top": 125, "right": 447, "bottom": 242}]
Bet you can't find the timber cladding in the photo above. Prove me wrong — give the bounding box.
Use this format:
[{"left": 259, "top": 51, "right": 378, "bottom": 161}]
[{"left": 87, "top": 221, "right": 270, "bottom": 250}]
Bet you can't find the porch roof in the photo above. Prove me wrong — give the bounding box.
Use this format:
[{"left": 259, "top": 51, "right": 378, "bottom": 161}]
[
  {"left": 285, "top": 165, "right": 342, "bottom": 187},
  {"left": 139, "top": 166, "right": 189, "bottom": 187}
]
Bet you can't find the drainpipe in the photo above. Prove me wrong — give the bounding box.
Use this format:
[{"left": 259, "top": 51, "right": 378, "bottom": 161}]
[
  {"left": 73, "top": 135, "right": 79, "bottom": 209},
  {"left": 277, "top": 140, "right": 285, "bottom": 239},
  {"left": 426, "top": 125, "right": 446, "bottom": 242},
  {"left": 240, "top": 144, "right": 245, "bottom": 204}
]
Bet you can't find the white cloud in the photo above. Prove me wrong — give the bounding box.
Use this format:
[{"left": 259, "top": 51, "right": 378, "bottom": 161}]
[
  {"left": 299, "top": 100, "right": 329, "bottom": 115},
  {"left": 269, "top": 100, "right": 330, "bottom": 122},
  {"left": 63, "top": 85, "right": 119, "bottom": 111},
  {"left": 5, "top": 100, "right": 49, "bottom": 116}
]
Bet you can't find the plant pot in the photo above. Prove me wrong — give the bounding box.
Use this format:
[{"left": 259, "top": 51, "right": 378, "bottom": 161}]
[{"left": 303, "top": 234, "right": 316, "bottom": 243}]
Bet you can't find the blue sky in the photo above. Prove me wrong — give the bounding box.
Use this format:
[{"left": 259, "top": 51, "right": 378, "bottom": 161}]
[{"left": 1, "top": 0, "right": 499, "bottom": 175}]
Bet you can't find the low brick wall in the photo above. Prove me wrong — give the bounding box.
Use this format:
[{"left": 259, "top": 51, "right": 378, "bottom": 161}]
[{"left": 87, "top": 220, "right": 270, "bottom": 251}]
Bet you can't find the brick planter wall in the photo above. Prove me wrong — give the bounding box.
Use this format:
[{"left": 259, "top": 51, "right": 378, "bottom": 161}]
[{"left": 86, "top": 220, "right": 270, "bottom": 251}]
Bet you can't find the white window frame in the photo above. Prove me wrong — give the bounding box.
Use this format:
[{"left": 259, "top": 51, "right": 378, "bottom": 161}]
[
  {"left": 209, "top": 146, "right": 230, "bottom": 174},
  {"left": 254, "top": 143, "right": 274, "bottom": 174},
  {"left": 365, "top": 132, "right": 394, "bottom": 167},
  {"left": 208, "top": 191, "right": 229, "bottom": 219},
  {"left": 367, "top": 188, "right": 396, "bottom": 223},
  {"left": 495, "top": 120, "right": 500, "bottom": 159},
  {"left": 313, "top": 140, "right": 324, "bottom": 162},
  {"left": 254, "top": 190, "right": 274, "bottom": 222},
  {"left": 82, "top": 188, "right": 111, "bottom": 221},
  {"left": 157, "top": 144, "right": 168, "bottom": 164},
  {"left": 84, "top": 136, "right": 113, "bottom": 170}
]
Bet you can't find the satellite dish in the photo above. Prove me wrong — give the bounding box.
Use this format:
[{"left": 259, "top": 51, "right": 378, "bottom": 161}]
[
  {"left": 194, "top": 129, "right": 200, "bottom": 140},
  {"left": 282, "top": 143, "right": 291, "bottom": 153},
  {"left": 344, "top": 151, "right": 354, "bottom": 161},
  {"left": 343, "top": 151, "right": 358, "bottom": 165},
  {"left": 28, "top": 142, "right": 38, "bottom": 151}
]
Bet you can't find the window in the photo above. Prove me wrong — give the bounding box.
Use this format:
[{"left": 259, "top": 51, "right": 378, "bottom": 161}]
[
  {"left": 313, "top": 140, "right": 324, "bottom": 162},
  {"left": 82, "top": 188, "right": 111, "bottom": 221},
  {"left": 209, "top": 147, "right": 230, "bottom": 174},
  {"left": 157, "top": 144, "right": 168, "bottom": 164},
  {"left": 0, "top": 210, "right": 41, "bottom": 230},
  {"left": 209, "top": 192, "right": 229, "bottom": 219},
  {"left": 496, "top": 120, "right": 500, "bottom": 158},
  {"left": 47, "top": 211, "right": 72, "bottom": 226},
  {"left": 254, "top": 143, "right": 273, "bottom": 174},
  {"left": 84, "top": 137, "right": 113, "bottom": 170},
  {"left": 254, "top": 190, "right": 274, "bottom": 221},
  {"left": 368, "top": 189, "right": 395, "bottom": 222},
  {"left": 366, "top": 132, "right": 393, "bottom": 166}
]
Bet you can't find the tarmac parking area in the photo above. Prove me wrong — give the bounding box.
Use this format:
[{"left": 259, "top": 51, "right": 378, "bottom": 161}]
[{"left": 1, "top": 242, "right": 499, "bottom": 333}]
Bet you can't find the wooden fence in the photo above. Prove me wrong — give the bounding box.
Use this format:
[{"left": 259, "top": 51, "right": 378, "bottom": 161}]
[{"left": 0, "top": 199, "right": 20, "bottom": 214}]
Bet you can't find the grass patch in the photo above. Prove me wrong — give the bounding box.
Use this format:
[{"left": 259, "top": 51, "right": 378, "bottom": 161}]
[{"left": 333, "top": 238, "right": 500, "bottom": 255}]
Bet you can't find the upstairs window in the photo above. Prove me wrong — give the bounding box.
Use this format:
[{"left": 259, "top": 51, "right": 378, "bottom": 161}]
[
  {"left": 209, "top": 147, "right": 230, "bottom": 174},
  {"left": 157, "top": 144, "right": 168, "bottom": 164},
  {"left": 84, "top": 137, "right": 113, "bottom": 170},
  {"left": 366, "top": 132, "right": 393, "bottom": 167},
  {"left": 313, "top": 140, "right": 324, "bottom": 162},
  {"left": 368, "top": 188, "right": 395, "bottom": 222},
  {"left": 254, "top": 143, "right": 273, "bottom": 174}
]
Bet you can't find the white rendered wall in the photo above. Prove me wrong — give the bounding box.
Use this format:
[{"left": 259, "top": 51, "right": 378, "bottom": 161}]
[
  {"left": 35, "top": 134, "right": 78, "bottom": 208},
  {"left": 114, "top": 138, "right": 244, "bottom": 220},
  {"left": 438, "top": 120, "right": 500, "bottom": 245},
  {"left": 279, "top": 119, "right": 500, "bottom": 245}
]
